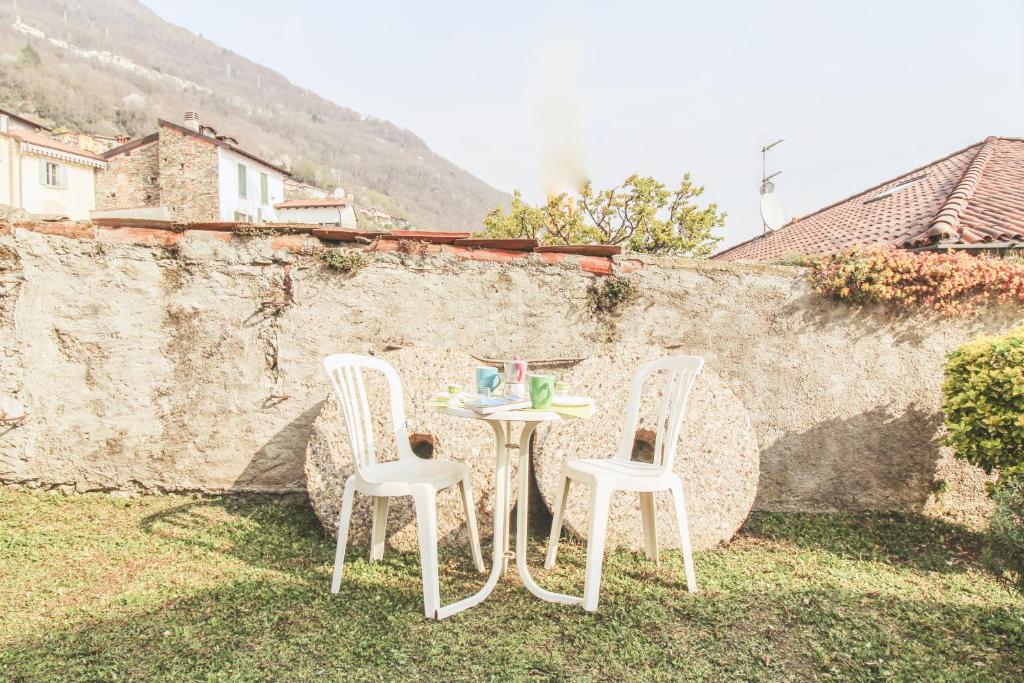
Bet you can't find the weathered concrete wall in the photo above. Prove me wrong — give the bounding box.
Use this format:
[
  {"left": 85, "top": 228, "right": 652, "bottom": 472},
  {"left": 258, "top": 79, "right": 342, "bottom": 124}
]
[
  {"left": 95, "top": 140, "right": 160, "bottom": 211},
  {"left": 0, "top": 229, "right": 1015, "bottom": 529}
]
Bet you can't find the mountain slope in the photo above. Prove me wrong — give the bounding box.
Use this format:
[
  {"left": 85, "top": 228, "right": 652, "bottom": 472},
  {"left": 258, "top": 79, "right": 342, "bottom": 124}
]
[{"left": 0, "top": 0, "right": 507, "bottom": 229}]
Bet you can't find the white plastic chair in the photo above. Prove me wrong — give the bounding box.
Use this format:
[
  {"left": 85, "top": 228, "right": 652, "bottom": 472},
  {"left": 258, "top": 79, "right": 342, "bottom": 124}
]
[
  {"left": 544, "top": 355, "right": 703, "bottom": 611},
  {"left": 324, "top": 354, "right": 485, "bottom": 618}
]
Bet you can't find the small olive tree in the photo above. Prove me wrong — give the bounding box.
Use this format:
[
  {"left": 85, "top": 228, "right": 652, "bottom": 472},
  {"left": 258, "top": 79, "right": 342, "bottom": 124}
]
[{"left": 483, "top": 174, "right": 725, "bottom": 257}]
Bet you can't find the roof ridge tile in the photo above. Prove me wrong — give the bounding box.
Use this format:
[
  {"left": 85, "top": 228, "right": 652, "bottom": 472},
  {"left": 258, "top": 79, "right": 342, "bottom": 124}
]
[{"left": 901, "top": 137, "right": 998, "bottom": 247}]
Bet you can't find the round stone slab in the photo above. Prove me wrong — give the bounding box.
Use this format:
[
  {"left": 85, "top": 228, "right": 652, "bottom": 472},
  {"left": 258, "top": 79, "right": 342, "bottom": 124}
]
[
  {"left": 305, "top": 347, "right": 514, "bottom": 551},
  {"left": 533, "top": 345, "right": 759, "bottom": 551}
]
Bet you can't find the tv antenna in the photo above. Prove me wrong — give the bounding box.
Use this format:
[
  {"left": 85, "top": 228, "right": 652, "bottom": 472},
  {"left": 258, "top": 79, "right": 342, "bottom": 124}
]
[{"left": 760, "top": 138, "right": 784, "bottom": 234}]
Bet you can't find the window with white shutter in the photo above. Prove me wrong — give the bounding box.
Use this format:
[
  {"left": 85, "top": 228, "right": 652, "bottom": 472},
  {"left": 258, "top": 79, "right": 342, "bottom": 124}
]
[
  {"left": 237, "top": 163, "right": 247, "bottom": 198},
  {"left": 40, "top": 161, "right": 63, "bottom": 188}
]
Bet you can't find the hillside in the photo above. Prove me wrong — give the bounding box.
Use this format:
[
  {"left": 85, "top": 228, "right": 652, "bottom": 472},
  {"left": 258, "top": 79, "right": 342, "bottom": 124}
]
[{"left": 0, "top": 0, "right": 507, "bottom": 230}]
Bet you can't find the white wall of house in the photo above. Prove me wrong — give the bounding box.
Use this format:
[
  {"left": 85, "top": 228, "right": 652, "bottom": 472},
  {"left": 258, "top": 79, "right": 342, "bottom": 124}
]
[
  {"left": 276, "top": 204, "right": 357, "bottom": 228},
  {"left": 20, "top": 155, "right": 96, "bottom": 219},
  {"left": 0, "top": 135, "right": 99, "bottom": 220},
  {"left": 0, "top": 136, "right": 14, "bottom": 208},
  {"left": 216, "top": 147, "right": 285, "bottom": 222}
]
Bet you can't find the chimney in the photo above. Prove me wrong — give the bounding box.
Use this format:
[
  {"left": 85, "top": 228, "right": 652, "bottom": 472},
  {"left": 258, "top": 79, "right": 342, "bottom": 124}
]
[{"left": 183, "top": 111, "right": 200, "bottom": 133}]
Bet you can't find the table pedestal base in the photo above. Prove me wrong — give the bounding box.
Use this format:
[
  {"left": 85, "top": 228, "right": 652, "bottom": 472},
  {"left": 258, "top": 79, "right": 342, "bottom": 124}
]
[{"left": 434, "top": 420, "right": 582, "bottom": 620}]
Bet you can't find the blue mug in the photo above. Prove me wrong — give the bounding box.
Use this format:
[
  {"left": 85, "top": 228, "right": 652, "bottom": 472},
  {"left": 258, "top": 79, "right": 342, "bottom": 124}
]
[{"left": 475, "top": 366, "right": 502, "bottom": 395}]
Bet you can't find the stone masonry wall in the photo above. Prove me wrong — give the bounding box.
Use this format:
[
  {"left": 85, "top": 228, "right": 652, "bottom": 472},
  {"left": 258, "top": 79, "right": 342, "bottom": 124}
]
[
  {"left": 95, "top": 140, "right": 160, "bottom": 211},
  {"left": 157, "top": 128, "right": 219, "bottom": 221},
  {"left": 0, "top": 227, "right": 1017, "bottom": 528}
]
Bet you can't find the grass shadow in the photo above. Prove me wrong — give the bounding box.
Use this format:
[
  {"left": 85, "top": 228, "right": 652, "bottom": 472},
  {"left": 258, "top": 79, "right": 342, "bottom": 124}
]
[{"left": 741, "top": 510, "right": 986, "bottom": 575}]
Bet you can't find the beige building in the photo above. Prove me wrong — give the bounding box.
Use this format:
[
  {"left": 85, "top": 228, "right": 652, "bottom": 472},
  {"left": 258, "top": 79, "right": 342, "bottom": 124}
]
[
  {"left": 0, "top": 108, "right": 106, "bottom": 220},
  {"left": 53, "top": 130, "right": 131, "bottom": 156}
]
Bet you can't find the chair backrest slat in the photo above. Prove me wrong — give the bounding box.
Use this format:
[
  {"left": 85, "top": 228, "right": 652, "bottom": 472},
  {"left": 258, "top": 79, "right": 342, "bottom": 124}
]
[
  {"left": 354, "top": 366, "right": 375, "bottom": 464},
  {"left": 323, "top": 354, "right": 414, "bottom": 477},
  {"left": 613, "top": 356, "right": 703, "bottom": 474}
]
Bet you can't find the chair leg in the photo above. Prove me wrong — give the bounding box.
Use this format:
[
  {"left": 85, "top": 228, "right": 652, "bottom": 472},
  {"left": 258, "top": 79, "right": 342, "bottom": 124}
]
[
  {"left": 459, "top": 475, "right": 485, "bottom": 573},
  {"left": 412, "top": 487, "right": 441, "bottom": 618},
  {"left": 331, "top": 477, "right": 357, "bottom": 593},
  {"left": 670, "top": 481, "right": 697, "bottom": 593},
  {"left": 639, "top": 491, "right": 660, "bottom": 566},
  {"left": 544, "top": 476, "right": 571, "bottom": 569},
  {"left": 582, "top": 485, "right": 611, "bottom": 612},
  {"left": 369, "top": 496, "right": 389, "bottom": 562}
]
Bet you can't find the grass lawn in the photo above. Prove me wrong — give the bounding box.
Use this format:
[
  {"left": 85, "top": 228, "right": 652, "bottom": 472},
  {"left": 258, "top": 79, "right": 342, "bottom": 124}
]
[{"left": 1, "top": 488, "right": 1021, "bottom": 682}]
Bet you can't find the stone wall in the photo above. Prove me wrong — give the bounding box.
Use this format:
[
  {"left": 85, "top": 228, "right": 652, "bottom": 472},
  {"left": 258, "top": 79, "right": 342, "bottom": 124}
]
[
  {"left": 157, "top": 128, "right": 219, "bottom": 222},
  {"left": 0, "top": 228, "right": 1016, "bottom": 529},
  {"left": 95, "top": 140, "right": 160, "bottom": 211}
]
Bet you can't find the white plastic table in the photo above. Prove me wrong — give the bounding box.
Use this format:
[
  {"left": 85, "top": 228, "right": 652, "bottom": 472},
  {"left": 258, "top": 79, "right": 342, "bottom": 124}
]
[{"left": 427, "top": 399, "right": 595, "bottom": 619}]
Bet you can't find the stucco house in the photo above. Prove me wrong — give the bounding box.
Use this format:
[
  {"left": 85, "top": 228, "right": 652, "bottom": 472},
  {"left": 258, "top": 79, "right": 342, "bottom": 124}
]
[
  {"left": 275, "top": 194, "right": 357, "bottom": 228},
  {"left": 713, "top": 136, "right": 1024, "bottom": 261},
  {"left": 0, "top": 107, "right": 107, "bottom": 220},
  {"left": 95, "top": 113, "right": 290, "bottom": 223}
]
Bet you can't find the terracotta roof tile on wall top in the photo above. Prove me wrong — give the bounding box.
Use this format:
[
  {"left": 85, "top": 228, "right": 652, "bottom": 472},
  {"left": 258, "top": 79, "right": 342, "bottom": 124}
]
[{"left": 712, "top": 137, "right": 1024, "bottom": 261}]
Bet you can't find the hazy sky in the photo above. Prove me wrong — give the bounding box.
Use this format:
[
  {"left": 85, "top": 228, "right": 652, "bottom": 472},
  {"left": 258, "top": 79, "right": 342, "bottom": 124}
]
[{"left": 143, "top": 0, "right": 1023, "bottom": 248}]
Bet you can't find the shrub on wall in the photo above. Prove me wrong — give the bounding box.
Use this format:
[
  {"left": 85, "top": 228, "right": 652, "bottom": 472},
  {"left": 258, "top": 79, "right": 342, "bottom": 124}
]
[
  {"left": 806, "top": 248, "right": 1024, "bottom": 315},
  {"left": 319, "top": 249, "right": 367, "bottom": 274},
  {"left": 588, "top": 275, "right": 639, "bottom": 314},
  {"left": 942, "top": 326, "right": 1024, "bottom": 486}
]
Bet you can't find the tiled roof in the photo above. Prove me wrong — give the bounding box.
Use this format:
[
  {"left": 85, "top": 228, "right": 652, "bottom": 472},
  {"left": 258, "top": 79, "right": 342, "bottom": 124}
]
[
  {"left": 11, "top": 130, "right": 107, "bottom": 163},
  {"left": 275, "top": 198, "right": 348, "bottom": 209},
  {"left": 713, "top": 137, "right": 1024, "bottom": 261},
  {"left": 156, "top": 120, "right": 291, "bottom": 176}
]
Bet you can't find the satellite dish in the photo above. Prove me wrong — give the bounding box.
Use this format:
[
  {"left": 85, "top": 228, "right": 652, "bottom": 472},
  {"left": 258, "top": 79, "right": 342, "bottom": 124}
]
[{"left": 760, "top": 192, "right": 785, "bottom": 231}]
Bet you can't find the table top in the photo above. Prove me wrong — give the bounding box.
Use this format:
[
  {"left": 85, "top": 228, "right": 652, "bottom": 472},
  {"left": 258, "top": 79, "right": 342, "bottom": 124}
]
[{"left": 425, "top": 397, "right": 596, "bottom": 423}]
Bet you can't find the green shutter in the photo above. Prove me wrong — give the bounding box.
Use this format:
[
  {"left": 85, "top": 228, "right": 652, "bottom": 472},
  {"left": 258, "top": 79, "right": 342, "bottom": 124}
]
[
  {"left": 237, "top": 163, "right": 247, "bottom": 198},
  {"left": 38, "top": 160, "right": 47, "bottom": 185},
  {"left": 260, "top": 173, "right": 268, "bottom": 204}
]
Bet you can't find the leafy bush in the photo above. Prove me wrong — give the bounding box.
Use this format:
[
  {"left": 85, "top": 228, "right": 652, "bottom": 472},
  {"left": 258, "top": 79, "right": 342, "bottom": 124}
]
[
  {"left": 319, "top": 249, "right": 367, "bottom": 274},
  {"left": 483, "top": 174, "right": 725, "bottom": 257},
  {"left": 942, "top": 326, "right": 1024, "bottom": 485},
  {"left": 589, "top": 276, "right": 639, "bottom": 314},
  {"left": 806, "top": 248, "right": 1024, "bottom": 315},
  {"left": 986, "top": 479, "right": 1024, "bottom": 596}
]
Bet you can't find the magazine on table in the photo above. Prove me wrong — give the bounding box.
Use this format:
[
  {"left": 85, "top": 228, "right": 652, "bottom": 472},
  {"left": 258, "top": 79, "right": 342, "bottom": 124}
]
[{"left": 458, "top": 394, "right": 532, "bottom": 414}]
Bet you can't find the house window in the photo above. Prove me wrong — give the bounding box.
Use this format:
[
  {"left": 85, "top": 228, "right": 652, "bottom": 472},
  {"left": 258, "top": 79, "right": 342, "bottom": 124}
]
[
  {"left": 256, "top": 208, "right": 263, "bottom": 223},
  {"left": 237, "top": 162, "right": 247, "bottom": 198},
  {"left": 233, "top": 211, "right": 252, "bottom": 223},
  {"left": 39, "top": 161, "right": 67, "bottom": 189},
  {"left": 260, "top": 172, "right": 268, "bottom": 204}
]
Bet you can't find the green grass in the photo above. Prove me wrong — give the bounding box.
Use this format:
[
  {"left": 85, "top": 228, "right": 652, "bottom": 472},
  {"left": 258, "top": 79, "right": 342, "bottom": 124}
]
[{"left": 1, "top": 489, "right": 1021, "bottom": 682}]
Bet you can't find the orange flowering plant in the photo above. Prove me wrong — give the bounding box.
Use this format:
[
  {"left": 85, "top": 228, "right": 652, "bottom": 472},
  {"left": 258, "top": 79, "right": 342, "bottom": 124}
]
[{"left": 805, "top": 248, "right": 1024, "bottom": 315}]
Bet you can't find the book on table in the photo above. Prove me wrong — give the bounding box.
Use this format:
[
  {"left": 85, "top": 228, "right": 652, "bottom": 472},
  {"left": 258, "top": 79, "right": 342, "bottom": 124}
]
[{"left": 458, "top": 394, "right": 533, "bottom": 414}]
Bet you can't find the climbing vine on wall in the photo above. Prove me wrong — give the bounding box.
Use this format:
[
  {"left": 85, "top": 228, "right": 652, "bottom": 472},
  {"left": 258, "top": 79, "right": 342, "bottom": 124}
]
[{"left": 805, "top": 248, "right": 1024, "bottom": 315}]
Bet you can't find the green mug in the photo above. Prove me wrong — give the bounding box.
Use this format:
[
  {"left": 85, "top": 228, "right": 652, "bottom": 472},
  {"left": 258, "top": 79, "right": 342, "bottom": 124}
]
[{"left": 528, "top": 374, "right": 555, "bottom": 409}]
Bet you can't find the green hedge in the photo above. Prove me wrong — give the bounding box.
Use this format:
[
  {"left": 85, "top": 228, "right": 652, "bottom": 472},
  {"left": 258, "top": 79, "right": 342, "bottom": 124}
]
[{"left": 942, "top": 326, "right": 1024, "bottom": 485}]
